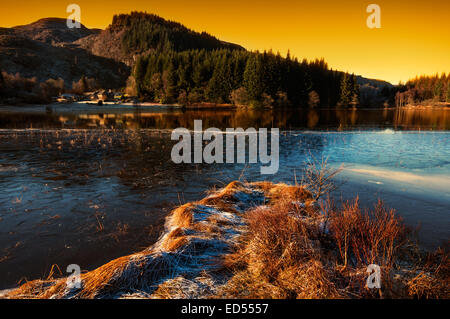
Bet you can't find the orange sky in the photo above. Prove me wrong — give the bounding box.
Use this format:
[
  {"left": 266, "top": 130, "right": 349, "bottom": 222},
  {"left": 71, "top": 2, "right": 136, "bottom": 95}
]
[{"left": 1, "top": 0, "right": 449, "bottom": 84}]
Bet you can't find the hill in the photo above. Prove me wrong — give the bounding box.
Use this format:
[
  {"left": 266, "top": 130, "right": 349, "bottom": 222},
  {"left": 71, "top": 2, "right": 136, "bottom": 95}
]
[
  {"left": 356, "top": 75, "right": 393, "bottom": 89},
  {"left": 0, "top": 12, "right": 245, "bottom": 94},
  {"left": 1, "top": 12, "right": 395, "bottom": 106},
  {"left": 10, "top": 18, "right": 100, "bottom": 45},
  {"left": 76, "top": 12, "right": 245, "bottom": 66},
  {"left": 0, "top": 34, "right": 128, "bottom": 87}
]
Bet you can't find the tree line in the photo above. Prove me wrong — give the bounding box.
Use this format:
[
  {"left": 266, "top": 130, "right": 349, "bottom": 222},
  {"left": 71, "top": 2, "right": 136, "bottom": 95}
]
[
  {"left": 131, "top": 48, "right": 360, "bottom": 108},
  {"left": 0, "top": 71, "right": 100, "bottom": 104},
  {"left": 396, "top": 73, "right": 450, "bottom": 107},
  {"left": 111, "top": 12, "right": 243, "bottom": 54}
]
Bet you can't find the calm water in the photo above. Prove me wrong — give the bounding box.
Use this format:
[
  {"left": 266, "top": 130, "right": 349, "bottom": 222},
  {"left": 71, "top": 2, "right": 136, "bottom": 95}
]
[{"left": 0, "top": 105, "right": 449, "bottom": 289}]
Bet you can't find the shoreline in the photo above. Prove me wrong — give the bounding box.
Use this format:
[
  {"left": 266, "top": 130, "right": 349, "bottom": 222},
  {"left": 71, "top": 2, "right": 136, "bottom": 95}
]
[
  {"left": 398, "top": 103, "right": 450, "bottom": 110},
  {"left": 2, "top": 100, "right": 450, "bottom": 112},
  {"left": 2, "top": 181, "right": 447, "bottom": 299}
]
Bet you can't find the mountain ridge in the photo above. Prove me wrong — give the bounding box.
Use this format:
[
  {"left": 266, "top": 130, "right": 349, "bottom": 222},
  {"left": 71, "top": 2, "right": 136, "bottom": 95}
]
[
  {"left": 10, "top": 17, "right": 99, "bottom": 45},
  {"left": 0, "top": 12, "right": 393, "bottom": 101},
  {"left": 0, "top": 13, "right": 247, "bottom": 91}
]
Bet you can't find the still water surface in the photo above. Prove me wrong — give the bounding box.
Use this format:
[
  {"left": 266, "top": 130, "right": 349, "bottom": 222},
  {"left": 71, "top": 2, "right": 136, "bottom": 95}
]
[{"left": 0, "top": 105, "right": 449, "bottom": 289}]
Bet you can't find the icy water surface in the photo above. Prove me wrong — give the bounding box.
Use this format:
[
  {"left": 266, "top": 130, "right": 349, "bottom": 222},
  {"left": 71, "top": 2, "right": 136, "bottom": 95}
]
[{"left": 0, "top": 105, "right": 449, "bottom": 289}]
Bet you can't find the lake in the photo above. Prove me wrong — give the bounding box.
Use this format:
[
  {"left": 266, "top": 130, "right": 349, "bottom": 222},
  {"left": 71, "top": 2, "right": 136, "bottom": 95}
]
[{"left": 0, "top": 105, "right": 449, "bottom": 289}]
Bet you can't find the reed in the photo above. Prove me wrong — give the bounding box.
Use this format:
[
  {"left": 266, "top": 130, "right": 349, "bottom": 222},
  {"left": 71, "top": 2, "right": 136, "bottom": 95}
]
[{"left": 2, "top": 176, "right": 448, "bottom": 299}]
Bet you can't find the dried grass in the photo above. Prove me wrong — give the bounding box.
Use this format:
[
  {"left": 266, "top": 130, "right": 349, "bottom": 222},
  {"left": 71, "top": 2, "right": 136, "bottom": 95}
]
[
  {"left": 167, "top": 204, "right": 195, "bottom": 229},
  {"left": 219, "top": 195, "right": 340, "bottom": 299},
  {"left": 406, "top": 248, "right": 450, "bottom": 299},
  {"left": 3, "top": 179, "right": 448, "bottom": 299},
  {"left": 217, "top": 180, "right": 447, "bottom": 299},
  {"left": 159, "top": 228, "right": 189, "bottom": 252},
  {"left": 267, "top": 183, "right": 311, "bottom": 203}
]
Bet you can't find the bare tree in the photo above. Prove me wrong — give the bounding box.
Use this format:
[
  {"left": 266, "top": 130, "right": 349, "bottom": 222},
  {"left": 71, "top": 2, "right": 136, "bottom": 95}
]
[
  {"left": 230, "top": 87, "right": 249, "bottom": 107},
  {"left": 303, "top": 156, "right": 343, "bottom": 200}
]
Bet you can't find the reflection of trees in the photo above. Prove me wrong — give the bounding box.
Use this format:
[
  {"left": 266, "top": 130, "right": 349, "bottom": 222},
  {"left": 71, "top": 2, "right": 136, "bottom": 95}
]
[
  {"left": 0, "top": 113, "right": 64, "bottom": 129},
  {"left": 307, "top": 109, "right": 319, "bottom": 128},
  {"left": 334, "top": 108, "right": 361, "bottom": 130},
  {"left": 1, "top": 108, "right": 449, "bottom": 131},
  {"left": 393, "top": 108, "right": 449, "bottom": 130}
]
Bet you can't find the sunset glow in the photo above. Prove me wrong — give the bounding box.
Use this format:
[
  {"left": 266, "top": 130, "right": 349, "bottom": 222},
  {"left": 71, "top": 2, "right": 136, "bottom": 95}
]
[{"left": 1, "top": 0, "right": 449, "bottom": 84}]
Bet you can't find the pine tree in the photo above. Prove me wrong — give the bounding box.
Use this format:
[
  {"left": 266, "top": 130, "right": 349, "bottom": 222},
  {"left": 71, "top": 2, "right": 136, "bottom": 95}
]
[
  {"left": 132, "top": 48, "right": 348, "bottom": 107},
  {"left": 206, "top": 53, "right": 231, "bottom": 103},
  {"left": 162, "top": 62, "right": 176, "bottom": 103},
  {"left": 134, "top": 57, "right": 148, "bottom": 96},
  {"left": 433, "top": 77, "right": 443, "bottom": 101},
  {"left": 339, "top": 73, "right": 352, "bottom": 106},
  {"left": 243, "top": 54, "right": 264, "bottom": 103},
  {"left": 350, "top": 73, "right": 360, "bottom": 107},
  {"left": 446, "top": 82, "right": 450, "bottom": 103}
]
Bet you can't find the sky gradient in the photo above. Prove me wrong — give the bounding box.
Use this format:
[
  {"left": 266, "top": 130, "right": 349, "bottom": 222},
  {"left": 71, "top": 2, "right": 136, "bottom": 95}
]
[{"left": 1, "top": 0, "right": 449, "bottom": 84}]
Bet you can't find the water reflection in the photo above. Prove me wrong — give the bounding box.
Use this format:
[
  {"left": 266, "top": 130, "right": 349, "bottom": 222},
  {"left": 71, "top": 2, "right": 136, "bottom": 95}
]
[
  {"left": 0, "top": 106, "right": 449, "bottom": 290},
  {"left": 0, "top": 106, "right": 448, "bottom": 130}
]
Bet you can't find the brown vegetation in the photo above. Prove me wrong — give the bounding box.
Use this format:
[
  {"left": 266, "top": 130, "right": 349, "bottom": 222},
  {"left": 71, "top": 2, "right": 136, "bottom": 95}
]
[
  {"left": 1, "top": 177, "right": 448, "bottom": 299},
  {"left": 396, "top": 73, "right": 450, "bottom": 107},
  {"left": 218, "top": 185, "right": 448, "bottom": 299},
  {"left": 0, "top": 71, "right": 64, "bottom": 104}
]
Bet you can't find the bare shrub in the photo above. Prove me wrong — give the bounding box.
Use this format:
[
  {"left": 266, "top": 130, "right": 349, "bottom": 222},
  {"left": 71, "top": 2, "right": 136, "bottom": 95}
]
[
  {"left": 72, "top": 76, "right": 98, "bottom": 94},
  {"left": 261, "top": 93, "right": 274, "bottom": 108},
  {"left": 1, "top": 71, "right": 65, "bottom": 103},
  {"left": 40, "top": 78, "right": 65, "bottom": 99},
  {"left": 125, "top": 75, "right": 138, "bottom": 96},
  {"left": 303, "top": 156, "right": 343, "bottom": 200},
  {"left": 230, "top": 87, "right": 249, "bottom": 107},
  {"left": 329, "top": 198, "right": 406, "bottom": 268}
]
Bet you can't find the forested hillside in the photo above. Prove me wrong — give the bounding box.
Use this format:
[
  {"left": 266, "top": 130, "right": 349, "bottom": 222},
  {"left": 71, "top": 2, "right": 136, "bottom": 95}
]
[
  {"left": 395, "top": 74, "right": 450, "bottom": 107},
  {"left": 77, "top": 12, "right": 244, "bottom": 66},
  {"left": 132, "top": 49, "right": 360, "bottom": 108},
  {"left": 113, "top": 12, "right": 244, "bottom": 53},
  {"left": 1, "top": 11, "right": 398, "bottom": 107}
]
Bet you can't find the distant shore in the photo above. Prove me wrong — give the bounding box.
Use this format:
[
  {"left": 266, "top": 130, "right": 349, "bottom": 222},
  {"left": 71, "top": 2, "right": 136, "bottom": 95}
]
[{"left": 399, "top": 102, "right": 450, "bottom": 110}]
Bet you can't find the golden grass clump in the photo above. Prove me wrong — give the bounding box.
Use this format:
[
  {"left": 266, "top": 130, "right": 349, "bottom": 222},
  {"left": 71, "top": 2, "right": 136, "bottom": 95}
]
[
  {"left": 3, "top": 180, "right": 449, "bottom": 300},
  {"left": 218, "top": 181, "right": 448, "bottom": 299},
  {"left": 204, "top": 181, "right": 246, "bottom": 202},
  {"left": 244, "top": 206, "right": 320, "bottom": 278},
  {"left": 407, "top": 272, "right": 447, "bottom": 299},
  {"left": 76, "top": 255, "right": 133, "bottom": 299},
  {"left": 219, "top": 194, "right": 338, "bottom": 299},
  {"left": 251, "top": 181, "right": 276, "bottom": 194},
  {"left": 152, "top": 274, "right": 219, "bottom": 299},
  {"left": 198, "top": 181, "right": 248, "bottom": 215},
  {"left": 276, "top": 261, "right": 342, "bottom": 299},
  {"left": 406, "top": 249, "right": 450, "bottom": 299},
  {"left": 215, "top": 270, "right": 286, "bottom": 299},
  {"left": 160, "top": 228, "right": 189, "bottom": 252},
  {"left": 192, "top": 222, "right": 222, "bottom": 236},
  {"left": 167, "top": 203, "right": 195, "bottom": 229},
  {"left": 2, "top": 280, "right": 57, "bottom": 299},
  {"left": 267, "top": 183, "right": 312, "bottom": 204}
]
